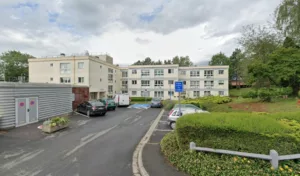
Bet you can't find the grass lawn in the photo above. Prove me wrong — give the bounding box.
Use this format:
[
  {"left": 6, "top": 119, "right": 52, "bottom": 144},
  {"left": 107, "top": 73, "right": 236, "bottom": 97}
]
[
  {"left": 207, "top": 98, "right": 300, "bottom": 113},
  {"left": 229, "top": 88, "right": 252, "bottom": 97}
]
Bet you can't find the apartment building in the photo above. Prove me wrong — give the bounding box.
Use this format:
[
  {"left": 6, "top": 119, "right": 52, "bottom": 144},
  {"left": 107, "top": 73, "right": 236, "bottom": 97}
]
[
  {"left": 28, "top": 54, "right": 121, "bottom": 99},
  {"left": 120, "top": 65, "right": 229, "bottom": 99}
]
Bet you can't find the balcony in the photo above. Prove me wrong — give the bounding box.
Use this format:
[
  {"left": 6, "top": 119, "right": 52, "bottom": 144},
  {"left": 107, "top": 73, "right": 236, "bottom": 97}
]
[
  {"left": 122, "top": 85, "right": 128, "bottom": 90},
  {"left": 204, "top": 85, "right": 213, "bottom": 89},
  {"left": 204, "top": 75, "right": 214, "bottom": 79}
]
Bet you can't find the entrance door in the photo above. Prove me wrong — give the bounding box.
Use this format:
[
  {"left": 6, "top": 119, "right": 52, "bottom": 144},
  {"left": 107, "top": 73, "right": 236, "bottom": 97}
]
[{"left": 15, "top": 97, "right": 38, "bottom": 127}]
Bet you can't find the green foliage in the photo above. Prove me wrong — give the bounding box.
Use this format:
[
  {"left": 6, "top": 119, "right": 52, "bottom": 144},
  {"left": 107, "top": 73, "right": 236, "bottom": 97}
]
[
  {"left": 130, "top": 97, "right": 152, "bottom": 101},
  {"left": 176, "top": 112, "right": 300, "bottom": 154},
  {"left": 172, "top": 56, "right": 193, "bottom": 66},
  {"left": 162, "top": 100, "right": 176, "bottom": 110},
  {"left": 241, "top": 89, "right": 258, "bottom": 98},
  {"left": 161, "top": 132, "right": 300, "bottom": 176},
  {"left": 209, "top": 52, "right": 229, "bottom": 66},
  {"left": 182, "top": 96, "right": 232, "bottom": 107},
  {"left": 132, "top": 56, "right": 193, "bottom": 66},
  {"left": 43, "top": 117, "right": 69, "bottom": 127},
  {"left": 0, "top": 50, "right": 34, "bottom": 82},
  {"left": 257, "top": 88, "right": 274, "bottom": 102},
  {"left": 298, "top": 90, "right": 300, "bottom": 98}
]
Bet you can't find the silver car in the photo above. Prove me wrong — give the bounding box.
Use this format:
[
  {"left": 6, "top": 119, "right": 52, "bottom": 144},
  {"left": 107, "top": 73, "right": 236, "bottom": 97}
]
[{"left": 167, "top": 106, "right": 209, "bottom": 129}]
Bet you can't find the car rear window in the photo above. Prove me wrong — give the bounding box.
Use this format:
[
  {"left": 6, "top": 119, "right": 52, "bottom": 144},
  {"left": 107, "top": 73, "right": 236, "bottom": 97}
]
[
  {"left": 108, "top": 99, "right": 115, "bottom": 103},
  {"left": 90, "top": 101, "right": 104, "bottom": 106}
]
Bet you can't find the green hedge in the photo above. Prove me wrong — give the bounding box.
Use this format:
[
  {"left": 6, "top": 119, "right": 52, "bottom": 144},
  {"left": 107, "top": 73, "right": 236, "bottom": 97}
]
[
  {"left": 176, "top": 112, "right": 300, "bottom": 155},
  {"left": 161, "top": 132, "right": 300, "bottom": 176},
  {"left": 162, "top": 100, "right": 177, "bottom": 110},
  {"left": 130, "top": 97, "right": 152, "bottom": 101}
]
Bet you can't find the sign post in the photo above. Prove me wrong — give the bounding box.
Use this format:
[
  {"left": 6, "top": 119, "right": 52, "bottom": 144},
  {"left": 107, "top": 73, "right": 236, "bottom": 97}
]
[
  {"left": 144, "top": 89, "right": 147, "bottom": 103},
  {"left": 175, "top": 81, "right": 184, "bottom": 116}
]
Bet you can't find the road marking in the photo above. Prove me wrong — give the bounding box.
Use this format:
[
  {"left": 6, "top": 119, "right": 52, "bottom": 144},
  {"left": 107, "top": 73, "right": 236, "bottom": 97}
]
[
  {"left": 154, "top": 129, "right": 173, "bottom": 132},
  {"left": 1, "top": 149, "right": 44, "bottom": 170},
  {"left": 130, "top": 116, "right": 142, "bottom": 124},
  {"left": 132, "top": 109, "right": 164, "bottom": 176},
  {"left": 73, "top": 111, "right": 89, "bottom": 118},
  {"left": 124, "top": 116, "right": 133, "bottom": 121},
  {"left": 64, "top": 125, "right": 117, "bottom": 158},
  {"left": 4, "top": 149, "right": 25, "bottom": 159},
  {"left": 80, "top": 133, "right": 95, "bottom": 142},
  {"left": 77, "top": 120, "right": 91, "bottom": 126}
]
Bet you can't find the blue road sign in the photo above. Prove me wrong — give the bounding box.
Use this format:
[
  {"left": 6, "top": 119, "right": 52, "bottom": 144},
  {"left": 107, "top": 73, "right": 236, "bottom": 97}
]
[{"left": 175, "top": 81, "right": 184, "bottom": 92}]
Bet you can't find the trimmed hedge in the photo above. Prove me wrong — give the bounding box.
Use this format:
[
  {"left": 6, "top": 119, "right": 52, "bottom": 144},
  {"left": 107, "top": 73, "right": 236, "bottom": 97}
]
[
  {"left": 161, "top": 132, "right": 300, "bottom": 176},
  {"left": 130, "top": 97, "right": 152, "bottom": 101},
  {"left": 176, "top": 112, "right": 300, "bottom": 155}
]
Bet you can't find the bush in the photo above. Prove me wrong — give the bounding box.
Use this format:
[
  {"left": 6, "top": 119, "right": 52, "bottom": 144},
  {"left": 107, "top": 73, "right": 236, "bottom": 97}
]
[
  {"left": 176, "top": 112, "right": 300, "bottom": 155},
  {"left": 257, "top": 88, "right": 274, "bottom": 102},
  {"left": 43, "top": 117, "right": 69, "bottom": 127},
  {"left": 182, "top": 96, "right": 232, "bottom": 107},
  {"left": 130, "top": 97, "right": 152, "bottom": 101},
  {"left": 241, "top": 89, "right": 258, "bottom": 98},
  {"left": 298, "top": 90, "right": 300, "bottom": 98},
  {"left": 161, "top": 132, "right": 300, "bottom": 176},
  {"left": 162, "top": 100, "right": 176, "bottom": 110}
]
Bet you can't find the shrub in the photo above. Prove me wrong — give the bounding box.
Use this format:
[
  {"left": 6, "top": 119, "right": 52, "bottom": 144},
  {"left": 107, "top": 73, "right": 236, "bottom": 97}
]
[
  {"left": 162, "top": 100, "right": 176, "bottom": 110},
  {"left": 161, "top": 132, "right": 300, "bottom": 176},
  {"left": 130, "top": 97, "right": 152, "bottom": 101},
  {"left": 43, "top": 117, "right": 69, "bottom": 127},
  {"left": 298, "top": 90, "right": 300, "bottom": 98},
  {"left": 176, "top": 112, "right": 300, "bottom": 155},
  {"left": 241, "top": 89, "right": 258, "bottom": 98},
  {"left": 257, "top": 88, "right": 274, "bottom": 102},
  {"left": 182, "top": 96, "right": 232, "bottom": 106}
]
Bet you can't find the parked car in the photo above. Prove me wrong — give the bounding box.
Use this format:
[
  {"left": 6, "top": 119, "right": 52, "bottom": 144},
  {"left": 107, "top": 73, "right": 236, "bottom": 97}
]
[
  {"left": 114, "top": 94, "right": 130, "bottom": 106},
  {"left": 99, "top": 98, "right": 116, "bottom": 110},
  {"left": 167, "top": 106, "right": 209, "bottom": 129},
  {"left": 172, "top": 103, "right": 200, "bottom": 110},
  {"left": 150, "top": 98, "right": 163, "bottom": 108},
  {"left": 77, "top": 101, "right": 107, "bottom": 116}
]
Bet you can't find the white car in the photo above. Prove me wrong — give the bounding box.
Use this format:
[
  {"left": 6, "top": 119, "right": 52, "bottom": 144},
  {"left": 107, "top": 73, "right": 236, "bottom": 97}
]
[{"left": 167, "top": 107, "right": 209, "bottom": 129}]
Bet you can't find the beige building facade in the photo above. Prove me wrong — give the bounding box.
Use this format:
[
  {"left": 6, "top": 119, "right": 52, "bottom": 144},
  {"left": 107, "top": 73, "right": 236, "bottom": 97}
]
[{"left": 29, "top": 54, "right": 121, "bottom": 99}]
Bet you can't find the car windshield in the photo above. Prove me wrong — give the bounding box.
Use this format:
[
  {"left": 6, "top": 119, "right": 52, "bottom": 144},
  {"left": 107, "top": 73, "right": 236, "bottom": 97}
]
[
  {"left": 152, "top": 98, "right": 161, "bottom": 101},
  {"left": 108, "top": 99, "right": 115, "bottom": 103},
  {"left": 90, "top": 101, "right": 104, "bottom": 106}
]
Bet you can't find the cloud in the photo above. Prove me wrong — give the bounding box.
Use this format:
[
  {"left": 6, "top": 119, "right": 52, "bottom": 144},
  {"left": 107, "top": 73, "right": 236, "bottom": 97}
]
[
  {"left": 0, "top": 0, "right": 282, "bottom": 65},
  {"left": 135, "top": 37, "right": 151, "bottom": 45}
]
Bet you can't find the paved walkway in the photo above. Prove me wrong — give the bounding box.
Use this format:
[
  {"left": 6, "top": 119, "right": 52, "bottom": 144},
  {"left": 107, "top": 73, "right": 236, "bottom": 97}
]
[{"left": 142, "top": 110, "right": 186, "bottom": 176}]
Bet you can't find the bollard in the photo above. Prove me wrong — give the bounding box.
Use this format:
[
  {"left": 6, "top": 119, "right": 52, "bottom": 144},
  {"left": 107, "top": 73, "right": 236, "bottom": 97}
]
[
  {"left": 190, "top": 142, "right": 196, "bottom": 150},
  {"left": 270, "top": 150, "right": 279, "bottom": 169}
]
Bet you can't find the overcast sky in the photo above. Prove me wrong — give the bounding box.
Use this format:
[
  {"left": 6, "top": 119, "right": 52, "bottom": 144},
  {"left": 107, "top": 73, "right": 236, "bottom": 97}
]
[{"left": 0, "top": 0, "right": 282, "bottom": 65}]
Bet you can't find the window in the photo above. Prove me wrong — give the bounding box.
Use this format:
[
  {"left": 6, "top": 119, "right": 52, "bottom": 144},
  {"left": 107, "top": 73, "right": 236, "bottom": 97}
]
[
  {"left": 122, "top": 71, "right": 128, "bottom": 77},
  {"left": 60, "top": 77, "right": 71, "bottom": 83},
  {"left": 219, "top": 80, "right": 224, "bottom": 85},
  {"left": 154, "top": 91, "right": 164, "bottom": 98},
  {"left": 205, "top": 81, "right": 214, "bottom": 87},
  {"left": 132, "top": 80, "right": 137, "bottom": 85},
  {"left": 78, "top": 62, "right": 84, "bottom": 69},
  {"left": 183, "top": 81, "right": 187, "bottom": 85},
  {"left": 141, "top": 70, "right": 150, "bottom": 76},
  {"left": 141, "top": 80, "right": 150, "bottom": 87},
  {"left": 180, "top": 70, "right": 186, "bottom": 75},
  {"left": 132, "top": 70, "right": 137, "bottom": 74},
  {"left": 122, "top": 90, "right": 128, "bottom": 94},
  {"left": 78, "top": 77, "right": 84, "bottom": 83},
  {"left": 50, "top": 77, "right": 53, "bottom": 81},
  {"left": 108, "top": 68, "right": 114, "bottom": 73},
  {"left": 193, "top": 91, "right": 200, "bottom": 97},
  {"left": 204, "top": 91, "right": 211, "bottom": 96},
  {"left": 132, "top": 91, "right": 137, "bottom": 96},
  {"left": 60, "top": 63, "right": 71, "bottom": 74},
  {"left": 154, "top": 69, "right": 164, "bottom": 76},
  {"left": 168, "top": 91, "right": 174, "bottom": 96},
  {"left": 190, "top": 70, "right": 200, "bottom": 77},
  {"left": 108, "top": 85, "right": 113, "bottom": 93},
  {"left": 100, "top": 65, "right": 102, "bottom": 69},
  {"left": 50, "top": 63, "right": 53, "bottom": 67},
  {"left": 219, "top": 91, "right": 224, "bottom": 96},
  {"left": 168, "top": 69, "right": 174, "bottom": 74},
  {"left": 141, "top": 91, "right": 150, "bottom": 97},
  {"left": 155, "top": 80, "right": 164, "bottom": 87},
  {"left": 108, "top": 74, "right": 113, "bottom": 82},
  {"left": 204, "top": 70, "right": 214, "bottom": 77},
  {"left": 219, "top": 70, "right": 224, "bottom": 75},
  {"left": 100, "top": 78, "right": 102, "bottom": 82},
  {"left": 122, "top": 81, "right": 128, "bottom": 86},
  {"left": 190, "top": 81, "right": 200, "bottom": 88},
  {"left": 168, "top": 80, "right": 174, "bottom": 85}
]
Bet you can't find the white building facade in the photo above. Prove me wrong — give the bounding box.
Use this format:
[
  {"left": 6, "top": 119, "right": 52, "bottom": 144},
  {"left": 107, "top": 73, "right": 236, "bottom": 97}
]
[{"left": 120, "top": 65, "right": 229, "bottom": 100}]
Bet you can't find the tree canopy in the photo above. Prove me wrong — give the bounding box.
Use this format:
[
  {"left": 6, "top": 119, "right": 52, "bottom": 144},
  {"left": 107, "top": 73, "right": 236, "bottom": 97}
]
[
  {"left": 209, "top": 52, "right": 229, "bottom": 66},
  {"left": 0, "top": 51, "right": 34, "bottom": 82},
  {"left": 132, "top": 56, "right": 193, "bottom": 66}
]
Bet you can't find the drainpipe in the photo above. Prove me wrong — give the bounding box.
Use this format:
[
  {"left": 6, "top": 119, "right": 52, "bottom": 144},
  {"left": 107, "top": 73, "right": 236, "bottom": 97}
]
[{"left": 73, "top": 56, "right": 75, "bottom": 85}]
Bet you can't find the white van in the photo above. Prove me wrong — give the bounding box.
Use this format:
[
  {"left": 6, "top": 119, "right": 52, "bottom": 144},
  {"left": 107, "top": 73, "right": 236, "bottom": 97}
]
[{"left": 114, "top": 94, "right": 130, "bottom": 106}]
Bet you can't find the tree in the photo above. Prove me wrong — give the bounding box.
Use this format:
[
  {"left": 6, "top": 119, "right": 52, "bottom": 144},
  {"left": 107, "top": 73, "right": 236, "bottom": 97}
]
[
  {"left": 164, "top": 59, "right": 172, "bottom": 64},
  {"left": 275, "top": 0, "right": 300, "bottom": 42},
  {"left": 283, "top": 37, "right": 299, "bottom": 48},
  {"left": 0, "top": 51, "right": 34, "bottom": 82},
  {"left": 229, "top": 49, "right": 245, "bottom": 89},
  {"left": 209, "top": 52, "right": 229, "bottom": 65},
  {"left": 172, "top": 56, "right": 193, "bottom": 66}
]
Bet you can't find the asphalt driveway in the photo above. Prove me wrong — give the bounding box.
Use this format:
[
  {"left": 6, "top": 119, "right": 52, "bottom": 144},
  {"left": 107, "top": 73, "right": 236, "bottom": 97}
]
[{"left": 0, "top": 107, "right": 161, "bottom": 176}]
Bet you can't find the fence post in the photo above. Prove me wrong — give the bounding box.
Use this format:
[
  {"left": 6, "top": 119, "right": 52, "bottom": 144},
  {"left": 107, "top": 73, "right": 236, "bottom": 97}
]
[
  {"left": 190, "top": 142, "right": 196, "bottom": 150},
  {"left": 270, "top": 150, "right": 279, "bottom": 169}
]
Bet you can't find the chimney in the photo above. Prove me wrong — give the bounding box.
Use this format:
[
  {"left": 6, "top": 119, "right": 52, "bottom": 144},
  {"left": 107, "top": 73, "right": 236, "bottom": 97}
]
[{"left": 60, "top": 53, "right": 66, "bottom": 57}]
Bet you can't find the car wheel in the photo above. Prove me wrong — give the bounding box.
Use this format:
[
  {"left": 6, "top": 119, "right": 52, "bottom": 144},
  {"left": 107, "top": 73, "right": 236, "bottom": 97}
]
[
  {"left": 113, "top": 108, "right": 116, "bottom": 111},
  {"left": 87, "top": 110, "right": 90, "bottom": 117},
  {"left": 102, "top": 112, "right": 106, "bottom": 116},
  {"left": 170, "top": 122, "right": 176, "bottom": 130}
]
